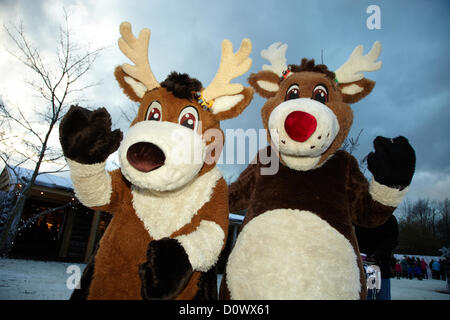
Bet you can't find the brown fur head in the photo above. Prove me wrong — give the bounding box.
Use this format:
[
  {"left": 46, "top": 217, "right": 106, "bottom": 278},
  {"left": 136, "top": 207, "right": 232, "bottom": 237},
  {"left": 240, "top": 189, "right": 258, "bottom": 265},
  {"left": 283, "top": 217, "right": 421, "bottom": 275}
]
[
  {"left": 248, "top": 42, "right": 381, "bottom": 171},
  {"left": 114, "top": 22, "right": 253, "bottom": 191}
]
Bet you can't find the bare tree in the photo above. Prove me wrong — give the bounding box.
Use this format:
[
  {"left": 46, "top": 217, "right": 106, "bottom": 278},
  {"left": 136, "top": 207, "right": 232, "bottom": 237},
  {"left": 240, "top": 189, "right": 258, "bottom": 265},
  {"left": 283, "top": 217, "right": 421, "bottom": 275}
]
[
  {"left": 118, "top": 102, "right": 139, "bottom": 125},
  {"left": 437, "top": 199, "right": 450, "bottom": 247},
  {"left": 341, "top": 128, "right": 368, "bottom": 172},
  {"left": 341, "top": 128, "right": 363, "bottom": 155},
  {"left": 397, "top": 198, "right": 450, "bottom": 255},
  {"left": 0, "top": 10, "right": 104, "bottom": 256}
]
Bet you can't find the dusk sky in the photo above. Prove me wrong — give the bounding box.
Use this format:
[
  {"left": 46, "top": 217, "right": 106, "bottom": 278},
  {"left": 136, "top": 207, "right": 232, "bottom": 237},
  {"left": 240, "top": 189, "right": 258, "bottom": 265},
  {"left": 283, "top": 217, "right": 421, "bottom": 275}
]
[{"left": 0, "top": 0, "right": 449, "bottom": 209}]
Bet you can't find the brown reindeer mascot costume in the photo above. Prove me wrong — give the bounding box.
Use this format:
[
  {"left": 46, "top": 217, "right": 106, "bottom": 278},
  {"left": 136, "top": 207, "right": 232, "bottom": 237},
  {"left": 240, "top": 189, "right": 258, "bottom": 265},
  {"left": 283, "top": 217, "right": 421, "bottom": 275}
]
[
  {"left": 220, "top": 42, "right": 415, "bottom": 299},
  {"left": 59, "top": 22, "right": 253, "bottom": 300}
]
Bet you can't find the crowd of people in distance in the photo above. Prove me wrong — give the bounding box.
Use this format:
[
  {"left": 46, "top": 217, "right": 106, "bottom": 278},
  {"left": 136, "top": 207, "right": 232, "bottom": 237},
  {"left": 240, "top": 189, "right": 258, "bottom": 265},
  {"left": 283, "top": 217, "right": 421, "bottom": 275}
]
[{"left": 394, "top": 256, "right": 448, "bottom": 281}]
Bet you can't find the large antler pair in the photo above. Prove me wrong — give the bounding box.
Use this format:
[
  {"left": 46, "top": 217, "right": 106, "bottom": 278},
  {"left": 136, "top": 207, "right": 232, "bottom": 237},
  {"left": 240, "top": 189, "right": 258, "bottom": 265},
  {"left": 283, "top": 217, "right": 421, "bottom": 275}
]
[
  {"left": 118, "top": 22, "right": 252, "bottom": 102},
  {"left": 261, "top": 40, "right": 382, "bottom": 84}
]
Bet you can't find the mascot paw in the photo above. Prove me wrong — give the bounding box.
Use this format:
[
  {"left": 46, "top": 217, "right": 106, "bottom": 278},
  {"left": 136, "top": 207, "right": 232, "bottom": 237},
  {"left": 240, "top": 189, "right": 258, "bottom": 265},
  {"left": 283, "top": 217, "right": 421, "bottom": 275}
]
[
  {"left": 139, "top": 238, "right": 193, "bottom": 300},
  {"left": 59, "top": 105, "right": 123, "bottom": 164},
  {"left": 367, "top": 136, "right": 416, "bottom": 189}
]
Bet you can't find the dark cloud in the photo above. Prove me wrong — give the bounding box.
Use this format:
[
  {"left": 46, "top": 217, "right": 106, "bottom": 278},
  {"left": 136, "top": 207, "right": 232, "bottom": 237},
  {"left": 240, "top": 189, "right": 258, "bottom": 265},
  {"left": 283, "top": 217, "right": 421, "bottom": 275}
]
[
  {"left": 218, "top": 0, "right": 450, "bottom": 200},
  {"left": 1, "top": 0, "right": 449, "bottom": 201}
]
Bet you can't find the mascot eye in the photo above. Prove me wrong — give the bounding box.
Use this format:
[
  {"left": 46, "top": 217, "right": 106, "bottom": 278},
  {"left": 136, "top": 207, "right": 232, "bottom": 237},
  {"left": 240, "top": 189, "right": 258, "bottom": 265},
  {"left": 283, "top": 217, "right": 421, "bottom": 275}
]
[
  {"left": 285, "top": 84, "right": 300, "bottom": 101},
  {"left": 178, "top": 106, "right": 199, "bottom": 131},
  {"left": 145, "top": 101, "right": 162, "bottom": 121},
  {"left": 312, "top": 85, "right": 328, "bottom": 103}
]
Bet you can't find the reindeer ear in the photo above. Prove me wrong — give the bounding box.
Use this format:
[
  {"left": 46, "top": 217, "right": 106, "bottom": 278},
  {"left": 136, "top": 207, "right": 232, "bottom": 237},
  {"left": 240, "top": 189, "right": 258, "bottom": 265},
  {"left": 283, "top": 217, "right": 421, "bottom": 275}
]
[
  {"left": 211, "top": 87, "right": 254, "bottom": 121},
  {"left": 248, "top": 71, "right": 280, "bottom": 98},
  {"left": 339, "top": 78, "right": 375, "bottom": 104},
  {"left": 114, "top": 66, "right": 147, "bottom": 102}
]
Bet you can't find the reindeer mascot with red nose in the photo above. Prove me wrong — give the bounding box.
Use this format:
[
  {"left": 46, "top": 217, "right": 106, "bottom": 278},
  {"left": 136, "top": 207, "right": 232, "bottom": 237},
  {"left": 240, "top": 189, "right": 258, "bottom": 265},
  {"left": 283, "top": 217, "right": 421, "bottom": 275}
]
[
  {"left": 220, "top": 42, "right": 415, "bottom": 300},
  {"left": 59, "top": 22, "right": 253, "bottom": 300}
]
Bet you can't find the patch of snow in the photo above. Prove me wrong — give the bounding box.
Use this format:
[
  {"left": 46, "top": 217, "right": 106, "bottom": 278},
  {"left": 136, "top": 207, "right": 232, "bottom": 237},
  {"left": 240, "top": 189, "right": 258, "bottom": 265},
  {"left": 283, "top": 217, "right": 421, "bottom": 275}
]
[
  {"left": 6, "top": 166, "right": 73, "bottom": 191},
  {"left": 0, "top": 258, "right": 85, "bottom": 300},
  {"left": 391, "top": 278, "right": 449, "bottom": 300},
  {"left": 0, "top": 258, "right": 448, "bottom": 300}
]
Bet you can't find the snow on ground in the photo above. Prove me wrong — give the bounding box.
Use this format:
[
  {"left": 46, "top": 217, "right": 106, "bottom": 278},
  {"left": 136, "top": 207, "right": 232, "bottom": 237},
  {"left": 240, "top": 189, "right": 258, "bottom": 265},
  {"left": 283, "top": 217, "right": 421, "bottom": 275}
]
[
  {"left": 0, "top": 258, "right": 85, "bottom": 300},
  {"left": 391, "top": 278, "right": 449, "bottom": 300},
  {"left": 0, "top": 258, "right": 449, "bottom": 300}
]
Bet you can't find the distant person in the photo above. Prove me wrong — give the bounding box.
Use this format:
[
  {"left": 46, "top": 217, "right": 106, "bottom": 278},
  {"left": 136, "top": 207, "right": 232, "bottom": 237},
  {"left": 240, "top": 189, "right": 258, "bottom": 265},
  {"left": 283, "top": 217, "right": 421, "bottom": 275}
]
[
  {"left": 444, "top": 258, "right": 450, "bottom": 283},
  {"left": 400, "top": 257, "right": 408, "bottom": 278},
  {"left": 407, "top": 257, "right": 415, "bottom": 279},
  {"left": 420, "top": 258, "right": 428, "bottom": 279},
  {"left": 394, "top": 260, "right": 402, "bottom": 279},
  {"left": 414, "top": 259, "right": 423, "bottom": 280},
  {"left": 439, "top": 259, "right": 446, "bottom": 280},
  {"left": 432, "top": 260, "right": 441, "bottom": 280},
  {"left": 355, "top": 215, "right": 399, "bottom": 300}
]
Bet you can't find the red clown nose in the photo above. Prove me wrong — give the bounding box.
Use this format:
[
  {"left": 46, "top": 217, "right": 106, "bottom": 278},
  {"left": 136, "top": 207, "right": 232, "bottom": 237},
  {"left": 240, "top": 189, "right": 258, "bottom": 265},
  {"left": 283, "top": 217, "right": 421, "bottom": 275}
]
[{"left": 284, "top": 111, "right": 317, "bottom": 142}]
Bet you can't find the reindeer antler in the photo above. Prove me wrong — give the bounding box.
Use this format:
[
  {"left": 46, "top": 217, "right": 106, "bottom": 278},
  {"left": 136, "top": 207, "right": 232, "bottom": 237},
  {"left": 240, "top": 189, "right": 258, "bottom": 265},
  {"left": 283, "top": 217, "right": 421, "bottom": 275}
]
[
  {"left": 261, "top": 42, "right": 288, "bottom": 77},
  {"left": 118, "top": 22, "right": 160, "bottom": 91},
  {"left": 201, "top": 39, "right": 252, "bottom": 103},
  {"left": 335, "top": 41, "right": 382, "bottom": 84}
]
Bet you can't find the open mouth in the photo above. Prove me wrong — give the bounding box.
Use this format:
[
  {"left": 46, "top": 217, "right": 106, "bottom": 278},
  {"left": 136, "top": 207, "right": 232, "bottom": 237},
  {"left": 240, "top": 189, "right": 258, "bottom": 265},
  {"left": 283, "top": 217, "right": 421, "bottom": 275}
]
[{"left": 126, "top": 142, "right": 166, "bottom": 173}]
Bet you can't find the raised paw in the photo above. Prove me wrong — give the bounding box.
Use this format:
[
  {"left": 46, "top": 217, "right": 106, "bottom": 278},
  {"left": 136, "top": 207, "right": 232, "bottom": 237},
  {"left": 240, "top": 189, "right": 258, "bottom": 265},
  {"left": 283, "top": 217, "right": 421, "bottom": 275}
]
[
  {"left": 367, "top": 136, "right": 416, "bottom": 189},
  {"left": 59, "top": 105, "right": 123, "bottom": 164}
]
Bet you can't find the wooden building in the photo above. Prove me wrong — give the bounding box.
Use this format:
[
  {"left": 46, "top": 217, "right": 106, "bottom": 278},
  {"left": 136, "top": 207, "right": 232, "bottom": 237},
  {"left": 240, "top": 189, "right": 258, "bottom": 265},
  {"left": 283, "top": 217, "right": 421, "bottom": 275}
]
[
  {"left": 0, "top": 166, "right": 246, "bottom": 265},
  {"left": 0, "top": 166, "right": 110, "bottom": 262}
]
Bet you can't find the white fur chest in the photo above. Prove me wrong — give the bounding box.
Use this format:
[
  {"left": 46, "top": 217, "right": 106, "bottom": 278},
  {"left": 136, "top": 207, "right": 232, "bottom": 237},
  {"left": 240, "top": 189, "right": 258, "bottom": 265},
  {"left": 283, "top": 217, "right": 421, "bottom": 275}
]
[
  {"left": 226, "top": 209, "right": 361, "bottom": 299},
  {"left": 131, "top": 167, "right": 222, "bottom": 240}
]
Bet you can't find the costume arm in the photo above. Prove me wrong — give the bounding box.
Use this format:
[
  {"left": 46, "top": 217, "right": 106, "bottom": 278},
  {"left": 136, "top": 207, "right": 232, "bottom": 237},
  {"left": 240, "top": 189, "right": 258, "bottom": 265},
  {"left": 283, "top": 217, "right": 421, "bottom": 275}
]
[
  {"left": 175, "top": 178, "right": 229, "bottom": 272},
  {"left": 228, "top": 164, "right": 257, "bottom": 213},
  {"left": 348, "top": 136, "right": 415, "bottom": 227},
  {"left": 67, "top": 160, "right": 123, "bottom": 214},
  {"left": 372, "top": 215, "right": 399, "bottom": 260},
  {"left": 346, "top": 153, "right": 406, "bottom": 228},
  {"left": 60, "top": 105, "right": 124, "bottom": 213},
  {"left": 139, "top": 177, "right": 229, "bottom": 299}
]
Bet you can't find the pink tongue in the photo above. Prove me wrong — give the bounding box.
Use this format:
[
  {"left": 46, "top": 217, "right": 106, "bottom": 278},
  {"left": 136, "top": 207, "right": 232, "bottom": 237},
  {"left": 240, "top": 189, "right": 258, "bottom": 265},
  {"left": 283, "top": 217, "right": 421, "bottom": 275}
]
[{"left": 126, "top": 142, "right": 165, "bottom": 172}]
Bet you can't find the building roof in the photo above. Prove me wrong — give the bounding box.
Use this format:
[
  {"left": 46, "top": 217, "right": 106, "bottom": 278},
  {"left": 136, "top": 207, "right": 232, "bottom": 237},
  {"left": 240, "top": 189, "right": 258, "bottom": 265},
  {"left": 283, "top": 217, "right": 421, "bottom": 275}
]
[
  {"left": 1, "top": 165, "right": 247, "bottom": 223},
  {"left": 5, "top": 166, "right": 73, "bottom": 191}
]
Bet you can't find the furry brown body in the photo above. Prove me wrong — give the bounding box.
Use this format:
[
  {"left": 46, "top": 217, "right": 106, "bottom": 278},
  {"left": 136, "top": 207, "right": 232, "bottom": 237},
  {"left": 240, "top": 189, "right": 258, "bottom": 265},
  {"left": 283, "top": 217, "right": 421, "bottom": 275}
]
[
  {"left": 220, "top": 42, "right": 415, "bottom": 299},
  {"left": 83, "top": 170, "right": 229, "bottom": 300},
  {"left": 221, "top": 147, "right": 396, "bottom": 299},
  {"left": 60, "top": 22, "right": 254, "bottom": 300}
]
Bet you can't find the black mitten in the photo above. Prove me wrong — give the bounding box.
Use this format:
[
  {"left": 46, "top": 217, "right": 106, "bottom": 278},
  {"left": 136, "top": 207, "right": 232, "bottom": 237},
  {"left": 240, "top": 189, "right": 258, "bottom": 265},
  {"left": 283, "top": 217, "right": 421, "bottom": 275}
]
[
  {"left": 367, "top": 136, "right": 416, "bottom": 190},
  {"left": 59, "top": 105, "right": 123, "bottom": 164},
  {"left": 139, "top": 238, "right": 193, "bottom": 300}
]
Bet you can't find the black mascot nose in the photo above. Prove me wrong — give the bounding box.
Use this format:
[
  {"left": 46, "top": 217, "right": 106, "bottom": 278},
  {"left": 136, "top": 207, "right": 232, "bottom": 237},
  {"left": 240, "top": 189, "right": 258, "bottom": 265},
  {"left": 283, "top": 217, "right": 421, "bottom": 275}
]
[{"left": 127, "top": 142, "right": 166, "bottom": 172}]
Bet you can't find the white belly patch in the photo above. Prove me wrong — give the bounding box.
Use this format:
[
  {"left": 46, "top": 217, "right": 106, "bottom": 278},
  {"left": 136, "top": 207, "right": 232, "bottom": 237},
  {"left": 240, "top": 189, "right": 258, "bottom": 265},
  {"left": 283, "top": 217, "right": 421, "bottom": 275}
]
[
  {"left": 131, "top": 167, "right": 222, "bottom": 240},
  {"left": 226, "top": 209, "right": 360, "bottom": 300}
]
